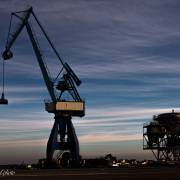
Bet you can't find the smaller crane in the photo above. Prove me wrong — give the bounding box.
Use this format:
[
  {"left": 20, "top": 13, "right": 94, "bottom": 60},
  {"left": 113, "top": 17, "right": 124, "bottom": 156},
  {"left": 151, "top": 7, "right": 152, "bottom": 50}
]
[{"left": 2, "top": 7, "right": 85, "bottom": 167}]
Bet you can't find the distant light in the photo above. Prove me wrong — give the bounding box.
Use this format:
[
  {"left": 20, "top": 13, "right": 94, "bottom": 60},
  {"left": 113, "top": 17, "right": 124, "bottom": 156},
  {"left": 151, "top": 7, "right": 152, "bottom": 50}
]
[{"left": 27, "top": 165, "right": 32, "bottom": 169}]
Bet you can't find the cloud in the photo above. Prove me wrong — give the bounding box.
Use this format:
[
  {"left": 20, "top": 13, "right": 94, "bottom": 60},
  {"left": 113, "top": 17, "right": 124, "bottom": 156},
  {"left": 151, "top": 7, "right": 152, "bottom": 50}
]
[
  {"left": 0, "top": 119, "right": 52, "bottom": 130},
  {"left": 86, "top": 106, "right": 177, "bottom": 116},
  {"left": 1, "top": 0, "right": 180, "bottom": 82},
  {"left": 0, "top": 104, "right": 178, "bottom": 143},
  {"left": 0, "top": 134, "right": 141, "bottom": 147},
  {"left": 1, "top": 0, "right": 180, "bottom": 162},
  {"left": 0, "top": 138, "right": 47, "bottom": 148},
  {"left": 5, "top": 85, "right": 45, "bottom": 93},
  {"left": 79, "top": 134, "right": 141, "bottom": 143}
]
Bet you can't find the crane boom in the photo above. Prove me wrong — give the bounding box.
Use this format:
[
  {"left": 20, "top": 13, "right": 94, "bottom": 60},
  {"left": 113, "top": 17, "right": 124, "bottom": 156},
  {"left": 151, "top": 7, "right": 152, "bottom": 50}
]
[
  {"left": 2, "top": 7, "right": 56, "bottom": 101},
  {"left": 26, "top": 22, "right": 56, "bottom": 101},
  {"left": 2, "top": 7, "right": 83, "bottom": 103}
]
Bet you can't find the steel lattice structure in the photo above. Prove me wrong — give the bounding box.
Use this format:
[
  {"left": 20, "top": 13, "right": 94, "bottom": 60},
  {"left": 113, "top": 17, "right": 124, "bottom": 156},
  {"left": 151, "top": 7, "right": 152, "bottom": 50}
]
[{"left": 143, "top": 110, "right": 180, "bottom": 161}]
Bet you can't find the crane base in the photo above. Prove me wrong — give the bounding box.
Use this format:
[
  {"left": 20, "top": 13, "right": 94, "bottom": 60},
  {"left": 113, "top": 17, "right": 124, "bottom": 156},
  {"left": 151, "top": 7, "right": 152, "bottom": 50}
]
[{"left": 46, "top": 113, "right": 80, "bottom": 168}]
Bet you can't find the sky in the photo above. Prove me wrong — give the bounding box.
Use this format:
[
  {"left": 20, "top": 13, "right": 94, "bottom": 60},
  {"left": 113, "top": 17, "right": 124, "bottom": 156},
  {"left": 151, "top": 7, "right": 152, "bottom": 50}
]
[{"left": 1, "top": 0, "right": 180, "bottom": 164}]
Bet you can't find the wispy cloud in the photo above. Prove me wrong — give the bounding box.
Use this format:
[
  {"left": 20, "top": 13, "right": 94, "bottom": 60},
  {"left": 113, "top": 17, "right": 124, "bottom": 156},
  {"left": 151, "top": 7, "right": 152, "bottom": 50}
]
[
  {"left": 1, "top": 0, "right": 180, "bottom": 162},
  {"left": 79, "top": 134, "right": 141, "bottom": 143},
  {"left": 0, "top": 106, "right": 176, "bottom": 144},
  {"left": 0, "top": 138, "right": 47, "bottom": 148},
  {"left": 5, "top": 85, "right": 45, "bottom": 93}
]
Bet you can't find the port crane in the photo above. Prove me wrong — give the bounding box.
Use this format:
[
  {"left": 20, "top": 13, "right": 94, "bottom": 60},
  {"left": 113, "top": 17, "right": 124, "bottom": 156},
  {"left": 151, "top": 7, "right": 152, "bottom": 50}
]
[{"left": 2, "top": 7, "right": 85, "bottom": 167}]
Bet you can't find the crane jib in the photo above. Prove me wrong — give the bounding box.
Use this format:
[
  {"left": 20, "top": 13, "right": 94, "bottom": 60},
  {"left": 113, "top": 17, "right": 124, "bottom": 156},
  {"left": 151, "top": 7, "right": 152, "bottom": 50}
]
[{"left": 5, "top": 7, "right": 32, "bottom": 52}]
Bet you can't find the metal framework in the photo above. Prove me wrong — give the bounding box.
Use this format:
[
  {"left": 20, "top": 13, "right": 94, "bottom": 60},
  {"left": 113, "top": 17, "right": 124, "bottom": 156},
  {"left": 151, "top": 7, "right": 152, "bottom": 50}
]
[
  {"left": 143, "top": 110, "right": 180, "bottom": 161},
  {"left": 2, "top": 7, "right": 85, "bottom": 167}
]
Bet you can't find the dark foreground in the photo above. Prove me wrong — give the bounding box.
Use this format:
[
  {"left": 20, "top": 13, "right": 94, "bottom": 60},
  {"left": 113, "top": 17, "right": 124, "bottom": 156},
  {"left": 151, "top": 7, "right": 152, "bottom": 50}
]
[{"left": 1, "top": 167, "right": 180, "bottom": 180}]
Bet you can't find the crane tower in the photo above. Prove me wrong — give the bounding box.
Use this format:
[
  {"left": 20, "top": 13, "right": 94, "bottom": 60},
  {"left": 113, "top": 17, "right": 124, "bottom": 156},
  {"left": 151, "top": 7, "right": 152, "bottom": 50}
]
[{"left": 2, "top": 7, "right": 85, "bottom": 167}]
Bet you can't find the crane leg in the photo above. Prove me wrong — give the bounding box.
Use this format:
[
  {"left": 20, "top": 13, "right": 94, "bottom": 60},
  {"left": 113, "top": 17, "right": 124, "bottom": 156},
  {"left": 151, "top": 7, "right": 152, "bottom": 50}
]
[
  {"left": 46, "top": 113, "right": 80, "bottom": 168},
  {"left": 46, "top": 120, "right": 59, "bottom": 163},
  {"left": 66, "top": 118, "right": 80, "bottom": 167}
]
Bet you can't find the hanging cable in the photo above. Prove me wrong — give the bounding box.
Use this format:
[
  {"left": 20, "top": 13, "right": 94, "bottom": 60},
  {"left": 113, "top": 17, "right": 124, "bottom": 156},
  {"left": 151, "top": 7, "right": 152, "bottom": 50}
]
[
  {"left": 2, "top": 59, "right": 5, "bottom": 94},
  {"left": 0, "top": 59, "right": 8, "bottom": 104}
]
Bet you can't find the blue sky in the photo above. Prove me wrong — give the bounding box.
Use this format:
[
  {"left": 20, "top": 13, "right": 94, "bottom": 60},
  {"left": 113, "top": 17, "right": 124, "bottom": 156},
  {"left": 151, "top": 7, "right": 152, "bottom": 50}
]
[{"left": 1, "top": 0, "right": 180, "bottom": 163}]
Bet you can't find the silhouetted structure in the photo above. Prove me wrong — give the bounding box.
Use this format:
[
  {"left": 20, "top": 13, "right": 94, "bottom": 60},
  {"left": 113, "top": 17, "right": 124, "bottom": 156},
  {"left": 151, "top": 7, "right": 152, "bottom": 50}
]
[
  {"left": 143, "top": 110, "right": 180, "bottom": 161},
  {"left": 2, "top": 7, "right": 85, "bottom": 168}
]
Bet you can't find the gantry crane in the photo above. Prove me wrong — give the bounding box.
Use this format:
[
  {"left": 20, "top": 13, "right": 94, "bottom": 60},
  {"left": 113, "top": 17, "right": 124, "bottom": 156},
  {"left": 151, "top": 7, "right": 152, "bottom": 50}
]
[{"left": 2, "top": 7, "right": 85, "bottom": 167}]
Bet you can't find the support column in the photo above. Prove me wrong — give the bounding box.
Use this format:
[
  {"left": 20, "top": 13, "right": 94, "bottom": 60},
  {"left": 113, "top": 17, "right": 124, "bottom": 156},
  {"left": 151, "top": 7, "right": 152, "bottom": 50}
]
[{"left": 46, "top": 113, "right": 80, "bottom": 167}]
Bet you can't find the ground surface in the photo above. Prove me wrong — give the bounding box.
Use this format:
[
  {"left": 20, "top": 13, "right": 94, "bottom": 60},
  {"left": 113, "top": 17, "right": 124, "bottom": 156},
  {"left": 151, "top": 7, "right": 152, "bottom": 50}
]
[{"left": 1, "top": 167, "right": 180, "bottom": 180}]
